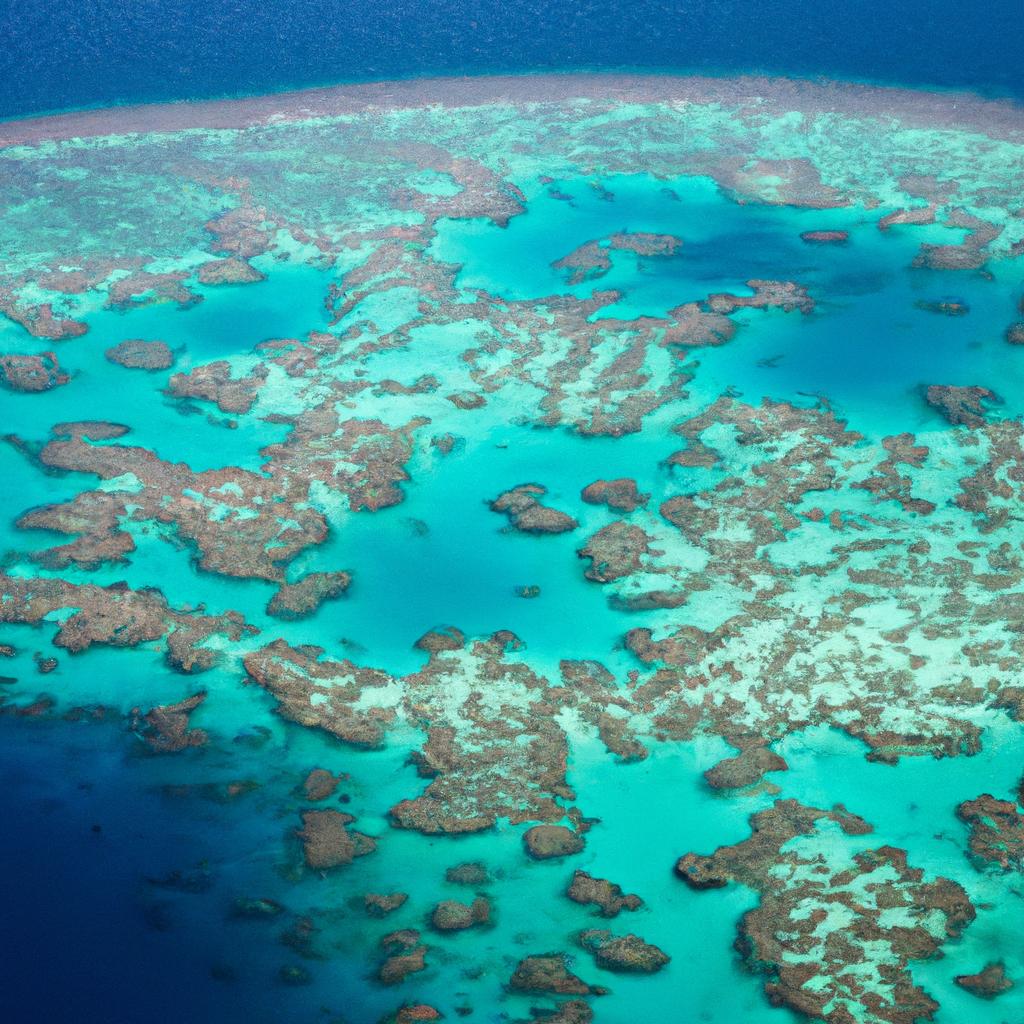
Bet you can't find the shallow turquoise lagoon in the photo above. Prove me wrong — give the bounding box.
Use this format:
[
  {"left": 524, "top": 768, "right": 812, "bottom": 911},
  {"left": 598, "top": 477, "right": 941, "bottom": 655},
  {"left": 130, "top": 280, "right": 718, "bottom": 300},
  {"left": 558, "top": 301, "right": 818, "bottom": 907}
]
[{"left": 3, "top": 81, "right": 1024, "bottom": 1024}]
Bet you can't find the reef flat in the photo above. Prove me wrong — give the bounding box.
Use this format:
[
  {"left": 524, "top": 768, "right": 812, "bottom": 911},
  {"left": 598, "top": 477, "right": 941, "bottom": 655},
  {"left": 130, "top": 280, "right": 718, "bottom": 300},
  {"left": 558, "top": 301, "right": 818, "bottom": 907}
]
[{"left": 1, "top": 74, "right": 1023, "bottom": 1024}]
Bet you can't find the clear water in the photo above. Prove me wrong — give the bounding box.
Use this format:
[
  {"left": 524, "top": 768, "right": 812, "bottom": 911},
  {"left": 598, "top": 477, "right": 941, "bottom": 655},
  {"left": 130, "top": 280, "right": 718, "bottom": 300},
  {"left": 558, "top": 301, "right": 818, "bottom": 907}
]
[{"left": 2, "top": 73, "right": 1024, "bottom": 1024}]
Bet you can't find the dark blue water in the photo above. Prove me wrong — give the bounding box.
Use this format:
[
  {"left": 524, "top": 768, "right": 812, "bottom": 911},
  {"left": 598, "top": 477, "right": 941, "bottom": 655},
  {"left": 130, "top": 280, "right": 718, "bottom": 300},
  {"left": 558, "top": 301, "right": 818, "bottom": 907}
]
[
  {"left": 2, "top": 0, "right": 1022, "bottom": 119},
  {"left": 0, "top": 717, "right": 274, "bottom": 1023}
]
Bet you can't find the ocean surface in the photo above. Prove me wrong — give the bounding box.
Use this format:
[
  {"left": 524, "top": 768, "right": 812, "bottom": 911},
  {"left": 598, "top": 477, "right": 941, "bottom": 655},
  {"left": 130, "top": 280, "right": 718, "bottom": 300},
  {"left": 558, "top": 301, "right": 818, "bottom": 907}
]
[
  {"left": 2, "top": 0, "right": 1024, "bottom": 119},
  {"left": 1, "top": 16, "right": 1024, "bottom": 1024}
]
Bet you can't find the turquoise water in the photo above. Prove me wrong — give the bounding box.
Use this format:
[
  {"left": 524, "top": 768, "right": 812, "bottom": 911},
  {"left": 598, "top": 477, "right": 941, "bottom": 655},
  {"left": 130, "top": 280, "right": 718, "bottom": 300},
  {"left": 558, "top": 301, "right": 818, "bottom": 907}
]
[
  {"left": 434, "top": 174, "right": 1023, "bottom": 435},
  {"left": 2, "top": 80, "right": 1024, "bottom": 1024}
]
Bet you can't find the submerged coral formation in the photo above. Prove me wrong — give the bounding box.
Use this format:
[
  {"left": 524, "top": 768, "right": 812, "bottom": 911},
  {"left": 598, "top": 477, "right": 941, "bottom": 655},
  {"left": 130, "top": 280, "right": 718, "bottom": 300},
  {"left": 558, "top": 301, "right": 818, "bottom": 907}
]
[{"left": 2, "top": 73, "right": 1024, "bottom": 1024}]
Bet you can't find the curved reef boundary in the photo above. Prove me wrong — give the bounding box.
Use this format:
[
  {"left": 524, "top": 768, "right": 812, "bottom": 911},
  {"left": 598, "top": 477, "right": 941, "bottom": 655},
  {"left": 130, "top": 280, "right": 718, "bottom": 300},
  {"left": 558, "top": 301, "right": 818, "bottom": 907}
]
[{"left": 3, "top": 72, "right": 1024, "bottom": 148}]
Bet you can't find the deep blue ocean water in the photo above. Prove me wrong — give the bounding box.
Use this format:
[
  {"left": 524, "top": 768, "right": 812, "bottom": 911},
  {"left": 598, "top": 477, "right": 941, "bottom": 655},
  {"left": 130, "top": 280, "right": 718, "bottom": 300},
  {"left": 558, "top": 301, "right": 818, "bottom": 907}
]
[{"left": 1, "top": 0, "right": 1023, "bottom": 119}]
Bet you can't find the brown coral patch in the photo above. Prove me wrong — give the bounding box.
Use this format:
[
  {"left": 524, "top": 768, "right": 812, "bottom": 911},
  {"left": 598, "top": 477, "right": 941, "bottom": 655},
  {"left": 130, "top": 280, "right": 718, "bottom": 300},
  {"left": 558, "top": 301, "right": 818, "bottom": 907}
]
[
  {"left": 577, "top": 930, "right": 669, "bottom": 973},
  {"left": 105, "top": 339, "right": 175, "bottom": 370},
  {"left": 429, "top": 896, "right": 490, "bottom": 932},
  {"left": 244, "top": 639, "right": 394, "bottom": 748},
  {"left": 954, "top": 962, "right": 1013, "bottom": 998},
  {"left": 301, "top": 768, "right": 342, "bottom": 801},
  {"left": 509, "top": 954, "right": 606, "bottom": 996},
  {"left": 800, "top": 230, "right": 849, "bottom": 244},
  {"left": 377, "top": 929, "right": 428, "bottom": 986},
  {"left": 491, "top": 484, "right": 578, "bottom": 534},
  {"left": 266, "top": 571, "right": 351, "bottom": 620},
  {"left": 678, "top": 801, "right": 974, "bottom": 1024},
  {"left": 0, "top": 351, "right": 70, "bottom": 392},
  {"left": 524, "top": 824, "right": 585, "bottom": 860},
  {"left": 956, "top": 792, "right": 1024, "bottom": 870},
  {"left": 580, "top": 478, "right": 649, "bottom": 512},
  {"left": 566, "top": 871, "right": 642, "bottom": 918},
  {"left": 197, "top": 257, "right": 265, "bottom": 286},
  {"left": 703, "top": 744, "right": 788, "bottom": 790},
  {"left": 168, "top": 360, "right": 268, "bottom": 414},
  {"left": 131, "top": 692, "right": 208, "bottom": 753},
  {"left": 924, "top": 384, "right": 1000, "bottom": 428},
  {"left": 296, "top": 809, "right": 376, "bottom": 869}
]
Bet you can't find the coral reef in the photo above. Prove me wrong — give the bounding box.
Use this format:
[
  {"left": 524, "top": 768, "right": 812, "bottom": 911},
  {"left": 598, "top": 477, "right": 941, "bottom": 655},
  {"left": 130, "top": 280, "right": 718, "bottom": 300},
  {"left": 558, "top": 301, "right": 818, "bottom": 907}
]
[
  {"left": 131, "top": 692, "right": 208, "bottom": 753},
  {"left": 565, "top": 871, "right": 642, "bottom": 918},
  {"left": 378, "top": 930, "right": 428, "bottom": 985},
  {"left": 955, "top": 962, "right": 1014, "bottom": 999},
  {"left": 105, "top": 338, "right": 174, "bottom": 369},
  {"left": 4, "top": 72, "right": 1024, "bottom": 1024},
  {"left": 301, "top": 768, "right": 342, "bottom": 801},
  {"left": 509, "top": 954, "right": 606, "bottom": 996},
  {"left": 365, "top": 893, "right": 409, "bottom": 918},
  {"left": 678, "top": 801, "right": 974, "bottom": 1024},
  {"left": 429, "top": 897, "right": 490, "bottom": 931},
  {"left": 523, "top": 825, "right": 585, "bottom": 860},
  {"left": 490, "top": 484, "right": 578, "bottom": 534},
  {"left": 267, "top": 571, "right": 351, "bottom": 620},
  {"left": 580, "top": 478, "right": 648, "bottom": 512},
  {"left": 0, "top": 351, "right": 69, "bottom": 391},
  {"left": 956, "top": 792, "right": 1024, "bottom": 870},
  {"left": 703, "top": 744, "right": 788, "bottom": 790},
  {"left": 295, "top": 809, "right": 377, "bottom": 869},
  {"left": 577, "top": 930, "right": 669, "bottom": 973}
]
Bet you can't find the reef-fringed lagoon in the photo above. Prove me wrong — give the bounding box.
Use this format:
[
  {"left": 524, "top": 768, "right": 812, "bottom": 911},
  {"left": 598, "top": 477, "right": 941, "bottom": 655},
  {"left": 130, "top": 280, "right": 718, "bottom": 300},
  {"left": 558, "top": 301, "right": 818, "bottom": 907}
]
[{"left": 2, "top": 75, "right": 1024, "bottom": 1024}]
